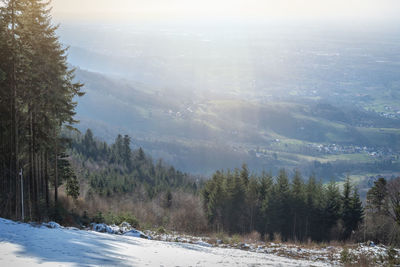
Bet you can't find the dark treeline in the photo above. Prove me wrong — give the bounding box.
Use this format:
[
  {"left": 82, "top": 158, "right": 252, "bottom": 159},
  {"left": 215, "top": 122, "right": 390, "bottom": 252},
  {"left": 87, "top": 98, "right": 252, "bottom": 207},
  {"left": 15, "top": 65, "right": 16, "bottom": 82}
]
[
  {"left": 202, "top": 165, "right": 364, "bottom": 242},
  {"left": 309, "top": 160, "right": 400, "bottom": 180},
  {"left": 365, "top": 177, "right": 400, "bottom": 245},
  {"left": 69, "top": 129, "right": 199, "bottom": 198},
  {"left": 0, "top": 0, "right": 83, "bottom": 220}
]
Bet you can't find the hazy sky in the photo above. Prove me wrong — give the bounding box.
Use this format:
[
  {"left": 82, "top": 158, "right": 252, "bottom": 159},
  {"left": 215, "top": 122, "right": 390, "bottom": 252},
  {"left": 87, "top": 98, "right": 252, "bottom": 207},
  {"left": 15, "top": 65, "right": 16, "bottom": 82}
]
[{"left": 52, "top": 0, "right": 400, "bottom": 22}]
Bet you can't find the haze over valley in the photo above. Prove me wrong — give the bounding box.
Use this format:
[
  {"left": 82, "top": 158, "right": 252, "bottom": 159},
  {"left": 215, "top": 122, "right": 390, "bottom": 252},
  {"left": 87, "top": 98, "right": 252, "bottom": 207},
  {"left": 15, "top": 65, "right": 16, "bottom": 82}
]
[{"left": 55, "top": 20, "right": 400, "bottom": 183}]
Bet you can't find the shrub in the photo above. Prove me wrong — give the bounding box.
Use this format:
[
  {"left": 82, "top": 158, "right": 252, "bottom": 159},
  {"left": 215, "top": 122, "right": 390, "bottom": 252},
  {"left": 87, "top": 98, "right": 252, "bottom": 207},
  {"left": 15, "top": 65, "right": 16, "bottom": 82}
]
[
  {"left": 341, "top": 247, "right": 355, "bottom": 264},
  {"left": 273, "top": 232, "right": 282, "bottom": 243},
  {"left": 117, "top": 213, "right": 139, "bottom": 228},
  {"left": 231, "top": 234, "right": 241, "bottom": 244},
  {"left": 102, "top": 212, "right": 140, "bottom": 228},
  {"left": 388, "top": 246, "right": 400, "bottom": 265},
  {"left": 92, "top": 211, "right": 105, "bottom": 223},
  {"left": 168, "top": 193, "right": 207, "bottom": 234},
  {"left": 81, "top": 211, "right": 90, "bottom": 226},
  {"left": 244, "top": 231, "right": 261, "bottom": 243},
  {"left": 216, "top": 232, "right": 230, "bottom": 244},
  {"left": 156, "top": 226, "right": 166, "bottom": 234}
]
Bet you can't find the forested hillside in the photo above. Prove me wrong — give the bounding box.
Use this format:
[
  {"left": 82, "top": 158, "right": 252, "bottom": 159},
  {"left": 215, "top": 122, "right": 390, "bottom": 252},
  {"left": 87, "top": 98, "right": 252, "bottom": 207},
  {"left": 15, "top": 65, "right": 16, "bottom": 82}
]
[
  {"left": 54, "top": 129, "right": 205, "bottom": 232},
  {"left": 0, "top": 0, "right": 83, "bottom": 220},
  {"left": 68, "top": 129, "right": 199, "bottom": 198}
]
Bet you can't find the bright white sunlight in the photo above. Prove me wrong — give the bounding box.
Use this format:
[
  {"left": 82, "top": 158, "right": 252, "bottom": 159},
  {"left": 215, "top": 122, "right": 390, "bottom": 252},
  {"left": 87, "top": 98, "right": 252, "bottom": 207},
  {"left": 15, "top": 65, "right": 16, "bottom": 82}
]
[
  {"left": 1, "top": 0, "right": 400, "bottom": 266},
  {"left": 51, "top": 0, "right": 399, "bottom": 21}
]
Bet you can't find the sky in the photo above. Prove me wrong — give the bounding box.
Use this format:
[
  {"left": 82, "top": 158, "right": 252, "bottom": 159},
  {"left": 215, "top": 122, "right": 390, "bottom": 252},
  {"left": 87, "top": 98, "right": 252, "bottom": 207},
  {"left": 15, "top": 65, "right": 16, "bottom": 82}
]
[{"left": 51, "top": 0, "right": 400, "bottom": 23}]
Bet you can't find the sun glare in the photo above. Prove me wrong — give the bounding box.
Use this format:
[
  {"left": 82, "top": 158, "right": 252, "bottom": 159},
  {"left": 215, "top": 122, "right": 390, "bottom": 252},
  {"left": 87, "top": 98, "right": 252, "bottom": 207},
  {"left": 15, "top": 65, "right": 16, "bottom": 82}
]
[{"left": 51, "top": 0, "right": 400, "bottom": 22}]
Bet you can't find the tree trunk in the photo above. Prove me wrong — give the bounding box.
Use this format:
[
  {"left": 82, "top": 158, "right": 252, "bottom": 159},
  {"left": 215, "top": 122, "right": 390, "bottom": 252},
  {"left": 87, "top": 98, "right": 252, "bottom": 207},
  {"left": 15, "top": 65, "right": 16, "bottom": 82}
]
[
  {"left": 45, "top": 151, "right": 49, "bottom": 209},
  {"left": 29, "top": 110, "right": 35, "bottom": 219},
  {"left": 10, "top": 0, "right": 19, "bottom": 220},
  {"left": 54, "top": 128, "right": 58, "bottom": 205}
]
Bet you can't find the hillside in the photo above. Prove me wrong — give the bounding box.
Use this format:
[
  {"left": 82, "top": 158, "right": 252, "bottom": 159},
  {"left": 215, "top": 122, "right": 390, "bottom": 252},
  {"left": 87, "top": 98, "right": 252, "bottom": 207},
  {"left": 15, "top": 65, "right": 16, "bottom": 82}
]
[
  {"left": 55, "top": 21, "right": 400, "bottom": 182},
  {"left": 73, "top": 68, "right": 400, "bottom": 182}
]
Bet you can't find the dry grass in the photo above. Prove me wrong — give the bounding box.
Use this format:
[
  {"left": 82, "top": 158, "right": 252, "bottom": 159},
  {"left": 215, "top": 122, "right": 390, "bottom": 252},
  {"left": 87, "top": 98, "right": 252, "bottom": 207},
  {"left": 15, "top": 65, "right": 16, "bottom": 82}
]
[
  {"left": 243, "top": 231, "right": 262, "bottom": 243},
  {"left": 273, "top": 232, "right": 282, "bottom": 243},
  {"left": 57, "top": 185, "right": 207, "bottom": 234}
]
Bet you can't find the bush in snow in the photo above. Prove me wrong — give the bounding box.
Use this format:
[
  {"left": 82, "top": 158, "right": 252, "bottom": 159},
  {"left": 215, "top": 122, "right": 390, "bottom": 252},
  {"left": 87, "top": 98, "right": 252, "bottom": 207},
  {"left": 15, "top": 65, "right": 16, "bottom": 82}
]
[
  {"left": 156, "top": 226, "right": 166, "bottom": 234},
  {"left": 92, "top": 211, "right": 139, "bottom": 228},
  {"left": 91, "top": 223, "right": 121, "bottom": 234},
  {"left": 90, "top": 222, "right": 151, "bottom": 237},
  {"left": 92, "top": 212, "right": 105, "bottom": 224},
  {"left": 115, "top": 213, "right": 139, "bottom": 228},
  {"left": 119, "top": 222, "right": 132, "bottom": 233},
  {"left": 91, "top": 223, "right": 107, "bottom": 233}
]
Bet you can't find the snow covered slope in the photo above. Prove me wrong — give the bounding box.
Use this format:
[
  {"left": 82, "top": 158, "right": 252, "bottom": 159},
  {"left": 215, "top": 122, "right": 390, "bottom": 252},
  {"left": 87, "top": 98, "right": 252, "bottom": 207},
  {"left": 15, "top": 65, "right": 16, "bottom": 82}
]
[{"left": 0, "top": 218, "right": 327, "bottom": 266}]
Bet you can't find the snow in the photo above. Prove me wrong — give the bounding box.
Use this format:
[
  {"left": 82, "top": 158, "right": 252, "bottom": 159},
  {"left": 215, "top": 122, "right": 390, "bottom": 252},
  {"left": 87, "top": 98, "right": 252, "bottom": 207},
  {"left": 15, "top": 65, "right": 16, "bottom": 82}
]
[
  {"left": 194, "top": 241, "right": 213, "bottom": 247},
  {"left": 42, "top": 221, "right": 61, "bottom": 229},
  {"left": 0, "top": 218, "right": 328, "bottom": 266}
]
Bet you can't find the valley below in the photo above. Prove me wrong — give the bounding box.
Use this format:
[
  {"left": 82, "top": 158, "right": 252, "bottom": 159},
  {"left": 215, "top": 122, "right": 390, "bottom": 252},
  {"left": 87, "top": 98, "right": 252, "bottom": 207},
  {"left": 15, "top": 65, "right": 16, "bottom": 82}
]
[{"left": 57, "top": 21, "right": 400, "bottom": 187}]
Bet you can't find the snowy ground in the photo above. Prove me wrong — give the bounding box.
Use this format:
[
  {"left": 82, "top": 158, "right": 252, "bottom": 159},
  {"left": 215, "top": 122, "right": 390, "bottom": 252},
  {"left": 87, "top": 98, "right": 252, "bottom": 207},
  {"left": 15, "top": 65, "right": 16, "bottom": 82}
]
[{"left": 0, "top": 218, "right": 327, "bottom": 266}]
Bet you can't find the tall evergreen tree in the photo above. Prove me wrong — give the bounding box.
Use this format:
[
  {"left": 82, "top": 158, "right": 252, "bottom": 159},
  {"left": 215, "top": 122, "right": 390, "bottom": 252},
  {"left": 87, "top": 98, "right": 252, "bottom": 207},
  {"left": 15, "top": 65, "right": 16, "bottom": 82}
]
[
  {"left": 258, "top": 171, "right": 273, "bottom": 236},
  {"left": 350, "top": 188, "right": 364, "bottom": 233},
  {"left": 122, "top": 135, "right": 132, "bottom": 170},
  {"left": 0, "top": 0, "right": 83, "bottom": 220},
  {"left": 270, "top": 169, "right": 291, "bottom": 240},
  {"left": 341, "top": 176, "right": 363, "bottom": 239},
  {"left": 366, "top": 177, "right": 387, "bottom": 213},
  {"left": 227, "top": 169, "right": 246, "bottom": 233},
  {"left": 290, "top": 170, "right": 305, "bottom": 241},
  {"left": 246, "top": 176, "right": 259, "bottom": 232},
  {"left": 323, "top": 181, "right": 341, "bottom": 240}
]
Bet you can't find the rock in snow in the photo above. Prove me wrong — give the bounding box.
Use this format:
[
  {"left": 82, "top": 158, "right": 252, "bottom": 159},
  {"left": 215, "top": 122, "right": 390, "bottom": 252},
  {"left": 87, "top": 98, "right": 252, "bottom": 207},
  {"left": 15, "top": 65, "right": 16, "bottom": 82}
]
[
  {"left": 90, "top": 222, "right": 150, "bottom": 239},
  {"left": 123, "top": 229, "right": 151, "bottom": 239},
  {"left": 0, "top": 217, "right": 328, "bottom": 266},
  {"left": 42, "top": 221, "right": 61, "bottom": 229},
  {"left": 91, "top": 223, "right": 120, "bottom": 234}
]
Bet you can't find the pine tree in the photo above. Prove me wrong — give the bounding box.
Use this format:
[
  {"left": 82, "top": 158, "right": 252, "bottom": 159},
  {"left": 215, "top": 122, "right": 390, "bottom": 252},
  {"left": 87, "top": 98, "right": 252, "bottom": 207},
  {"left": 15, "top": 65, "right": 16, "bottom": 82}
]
[
  {"left": 83, "top": 129, "right": 96, "bottom": 159},
  {"left": 164, "top": 189, "right": 173, "bottom": 209},
  {"left": 246, "top": 176, "right": 259, "bottom": 232},
  {"left": 227, "top": 169, "right": 246, "bottom": 233},
  {"left": 323, "top": 181, "right": 341, "bottom": 240},
  {"left": 137, "top": 147, "right": 145, "bottom": 161},
  {"left": 66, "top": 175, "right": 80, "bottom": 200},
  {"left": 258, "top": 171, "right": 273, "bottom": 237},
  {"left": 290, "top": 170, "right": 305, "bottom": 241},
  {"left": 240, "top": 163, "right": 249, "bottom": 187},
  {"left": 341, "top": 176, "right": 354, "bottom": 239},
  {"left": 350, "top": 188, "right": 364, "bottom": 233},
  {"left": 202, "top": 170, "right": 226, "bottom": 231},
  {"left": 366, "top": 177, "right": 387, "bottom": 213},
  {"left": 123, "top": 135, "right": 132, "bottom": 170},
  {"left": 304, "top": 174, "right": 324, "bottom": 241},
  {"left": 270, "top": 169, "right": 291, "bottom": 240}
]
